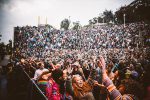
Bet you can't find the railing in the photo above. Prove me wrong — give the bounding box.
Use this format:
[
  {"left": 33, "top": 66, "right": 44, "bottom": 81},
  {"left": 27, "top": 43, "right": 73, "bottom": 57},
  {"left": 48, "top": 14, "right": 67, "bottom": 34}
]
[{"left": 22, "top": 68, "right": 48, "bottom": 100}]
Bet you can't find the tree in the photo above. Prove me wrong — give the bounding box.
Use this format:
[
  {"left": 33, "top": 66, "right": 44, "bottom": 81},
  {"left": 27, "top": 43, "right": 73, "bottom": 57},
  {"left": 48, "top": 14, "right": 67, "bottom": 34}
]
[
  {"left": 60, "top": 19, "right": 70, "bottom": 30},
  {"left": 0, "top": 42, "right": 6, "bottom": 59},
  {"left": 93, "top": 17, "right": 98, "bottom": 24},
  {"left": 103, "top": 10, "right": 114, "bottom": 23},
  {"left": 115, "top": 0, "right": 150, "bottom": 24},
  {"left": 6, "top": 40, "right": 13, "bottom": 55},
  {"left": 89, "top": 19, "right": 93, "bottom": 25},
  {"left": 115, "top": 6, "right": 126, "bottom": 24},
  {"left": 72, "top": 21, "right": 81, "bottom": 30},
  {"left": 98, "top": 17, "right": 103, "bottom": 23},
  {"left": 0, "top": 34, "right": 2, "bottom": 41}
]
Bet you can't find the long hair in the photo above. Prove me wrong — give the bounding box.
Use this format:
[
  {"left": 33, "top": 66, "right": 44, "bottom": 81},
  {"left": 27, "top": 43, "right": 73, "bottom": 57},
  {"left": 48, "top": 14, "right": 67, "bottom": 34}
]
[{"left": 72, "top": 75, "right": 92, "bottom": 97}]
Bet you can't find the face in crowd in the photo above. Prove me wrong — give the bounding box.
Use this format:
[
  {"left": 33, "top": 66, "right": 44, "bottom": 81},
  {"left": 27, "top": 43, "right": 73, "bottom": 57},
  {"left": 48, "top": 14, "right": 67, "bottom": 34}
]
[
  {"left": 38, "top": 62, "right": 44, "bottom": 69},
  {"left": 42, "top": 72, "right": 51, "bottom": 80},
  {"left": 62, "top": 70, "right": 68, "bottom": 81},
  {"left": 72, "top": 75, "right": 84, "bottom": 88}
]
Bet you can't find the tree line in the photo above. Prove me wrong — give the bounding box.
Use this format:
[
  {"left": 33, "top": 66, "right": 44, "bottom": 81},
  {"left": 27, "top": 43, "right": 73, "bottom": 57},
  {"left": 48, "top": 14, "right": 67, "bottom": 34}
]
[{"left": 60, "top": 0, "right": 150, "bottom": 30}]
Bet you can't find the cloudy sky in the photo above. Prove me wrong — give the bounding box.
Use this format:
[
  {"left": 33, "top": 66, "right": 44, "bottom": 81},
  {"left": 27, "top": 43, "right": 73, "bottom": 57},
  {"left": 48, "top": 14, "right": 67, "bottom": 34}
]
[{"left": 0, "top": 0, "right": 134, "bottom": 44}]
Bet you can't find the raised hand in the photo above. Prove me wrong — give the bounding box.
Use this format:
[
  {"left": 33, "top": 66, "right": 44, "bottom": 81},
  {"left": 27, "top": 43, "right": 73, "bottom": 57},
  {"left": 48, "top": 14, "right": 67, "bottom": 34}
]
[
  {"left": 97, "top": 56, "right": 106, "bottom": 73},
  {"left": 94, "top": 80, "right": 105, "bottom": 87},
  {"left": 67, "top": 64, "right": 73, "bottom": 75},
  {"left": 100, "top": 56, "right": 106, "bottom": 69}
]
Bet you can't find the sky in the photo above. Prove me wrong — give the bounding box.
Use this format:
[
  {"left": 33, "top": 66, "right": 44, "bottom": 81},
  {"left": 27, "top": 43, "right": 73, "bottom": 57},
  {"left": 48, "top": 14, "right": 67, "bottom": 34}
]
[{"left": 0, "top": 0, "right": 134, "bottom": 44}]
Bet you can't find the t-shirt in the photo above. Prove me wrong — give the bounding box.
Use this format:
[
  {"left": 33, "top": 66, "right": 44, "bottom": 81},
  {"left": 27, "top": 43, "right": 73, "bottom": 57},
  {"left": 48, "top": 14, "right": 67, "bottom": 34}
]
[{"left": 33, "top": 68, "right": 49, "bottom": 80}]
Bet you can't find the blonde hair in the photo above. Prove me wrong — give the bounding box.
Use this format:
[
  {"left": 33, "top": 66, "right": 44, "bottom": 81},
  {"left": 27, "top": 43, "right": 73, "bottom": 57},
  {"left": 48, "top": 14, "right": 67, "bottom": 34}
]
[
  {"left": 72, "top": 74, "right": 82, "bottom": 83},
  {"left": 72, "top": 74, "right": 92, "bottom": 97}
]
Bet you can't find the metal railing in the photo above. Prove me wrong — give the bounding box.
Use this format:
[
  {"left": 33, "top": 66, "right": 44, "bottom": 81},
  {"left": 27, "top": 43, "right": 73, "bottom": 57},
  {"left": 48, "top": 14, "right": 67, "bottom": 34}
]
[{"left": 22, "top": 68, "right": 48, "bottom": 100}]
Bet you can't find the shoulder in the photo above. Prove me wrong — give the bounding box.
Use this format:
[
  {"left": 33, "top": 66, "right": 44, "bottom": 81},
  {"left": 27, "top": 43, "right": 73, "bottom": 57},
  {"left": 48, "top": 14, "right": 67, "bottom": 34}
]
[{"left": 35, "top": 69, "right": 40, "bottom": 73}]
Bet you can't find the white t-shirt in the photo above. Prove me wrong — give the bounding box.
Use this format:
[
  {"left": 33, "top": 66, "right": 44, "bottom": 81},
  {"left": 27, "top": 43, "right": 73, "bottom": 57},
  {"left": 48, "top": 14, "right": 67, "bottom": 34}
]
[{"left": 33, "top": 68, "right": 49, "bottom": 80}]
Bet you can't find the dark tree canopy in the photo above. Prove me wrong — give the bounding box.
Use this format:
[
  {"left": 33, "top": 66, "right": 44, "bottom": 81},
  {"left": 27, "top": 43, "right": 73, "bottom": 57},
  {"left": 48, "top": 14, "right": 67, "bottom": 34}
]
[
  {"left": 72, "top": 21, "right": 81, "bottom": 30},
  {"left": 60, "top": 19, "right": 70, "bottom": 30},
  {"left": 115, "top": 0, "right": 150, "bottom": 24}
]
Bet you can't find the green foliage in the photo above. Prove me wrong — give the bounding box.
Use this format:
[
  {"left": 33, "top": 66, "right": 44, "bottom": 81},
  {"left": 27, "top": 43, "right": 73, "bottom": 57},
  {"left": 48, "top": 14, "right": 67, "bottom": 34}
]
[
  {"left": 72, "top": 21, "right": 81, "bottom": 30},
  {"left": 98, "top": 17, "right": 103, "bottom": 23},
  {"left": 6, "top": 40, "right": 13, "bottom": 55},
  {"left": 89, "top": 20, "right": 93, "bottom": 25},
  {"left": 60, "top": 19, "right": 70, "bottom": 30},
  {"left": 103, "top": 10, "right": 114, "bottom": 23},
  {"left": 0, "top": 40, "right": 13, "bottom": 59},
  {"left": 89, "top": 9, "right": 114, "bottom": 25}
]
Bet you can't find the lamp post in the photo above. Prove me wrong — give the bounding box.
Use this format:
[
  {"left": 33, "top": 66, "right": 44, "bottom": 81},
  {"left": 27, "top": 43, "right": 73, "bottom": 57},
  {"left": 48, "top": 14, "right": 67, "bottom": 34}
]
[
  {"left": 122, "top": 14, "right": 126, "bottom": 54},
  {"left": 102, "top": 15, "right": 104, "bottom": 24},
  {"left": 123, "top": 14, "right": 126, "bottom": 27},
  {"left": 68, "top": 16, "right": 71, "bottom": 29}
]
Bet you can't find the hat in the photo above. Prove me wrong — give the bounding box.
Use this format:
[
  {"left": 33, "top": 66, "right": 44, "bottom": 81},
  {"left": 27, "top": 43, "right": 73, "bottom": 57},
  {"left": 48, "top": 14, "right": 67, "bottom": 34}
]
[
  {"left": 131, "top": 70, "right": 139, "bottom": 79},
  {"left": 125, "top": 69, "right": 131, "bottom": 78}
]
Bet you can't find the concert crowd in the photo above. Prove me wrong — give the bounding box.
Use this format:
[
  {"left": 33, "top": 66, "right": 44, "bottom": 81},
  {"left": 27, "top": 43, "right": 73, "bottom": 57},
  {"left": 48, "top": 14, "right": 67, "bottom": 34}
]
[{"left": 7, "top": 22, "right": 150, "bottom": 100}]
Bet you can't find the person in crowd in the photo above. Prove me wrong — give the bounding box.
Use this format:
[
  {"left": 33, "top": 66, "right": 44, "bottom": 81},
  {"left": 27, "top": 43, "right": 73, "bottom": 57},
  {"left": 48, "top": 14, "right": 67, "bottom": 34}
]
[
  {"left": 46, "top": 68, "right": 63, "bottom": 100},
  {"left": 82, "top": 62, "right": 90, "bottom": 80},
  {"left": 98, "top": 56, "right": 143, "bottom": 100},
  {"left": 71, "top": 74, "right": 95, "bottom": 100},
  {"left": 46, "top": 68, "right": 73, "bottom": 100},
  {"left": 12, "top": 22, "right": 150, "bottom": 100},
  {"left": 37, "top": 70, "right": 51, "bottom": 94},
  {"left": 33, "top": 62, "right": 49, "bottom": 80},
  {"left": 71, "top": 61, "right": 86, "bottom": 81}
]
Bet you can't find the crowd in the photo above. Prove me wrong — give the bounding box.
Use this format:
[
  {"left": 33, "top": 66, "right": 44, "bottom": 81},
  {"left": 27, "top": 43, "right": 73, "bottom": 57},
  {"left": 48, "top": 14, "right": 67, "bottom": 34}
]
[
  {"left": 14, "top": 22, "right": 149, "bottom": 59},
  {"left": 12, "top": 22, "right": 150, "bottom": 100}
]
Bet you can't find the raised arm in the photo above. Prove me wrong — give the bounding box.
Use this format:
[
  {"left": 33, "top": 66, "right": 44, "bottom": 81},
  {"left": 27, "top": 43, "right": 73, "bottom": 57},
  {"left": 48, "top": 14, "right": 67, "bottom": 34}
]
[{"left": 98, "top": 56, "right": 133, "bottom": 100}]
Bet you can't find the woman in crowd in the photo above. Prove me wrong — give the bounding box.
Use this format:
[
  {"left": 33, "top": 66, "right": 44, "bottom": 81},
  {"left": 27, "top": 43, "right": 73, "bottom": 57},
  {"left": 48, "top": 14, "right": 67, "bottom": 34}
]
[
  {"left": 46, "top": 68, "right": 73, "bottom": 100},
  {"left": 46, "top": 68, "right": 64, "bottom": 100},
  {"left": 72, "top": 74, "right": 95, "bottom": 100},
  {"left": 71, "top": 62, "right": 86, "bottom": 81}
]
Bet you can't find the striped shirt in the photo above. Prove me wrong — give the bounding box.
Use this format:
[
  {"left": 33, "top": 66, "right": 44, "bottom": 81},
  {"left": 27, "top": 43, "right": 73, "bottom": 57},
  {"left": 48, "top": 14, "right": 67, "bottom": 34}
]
[{"left": 103, "top": 76, "right": 138, "bottom": 100}]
